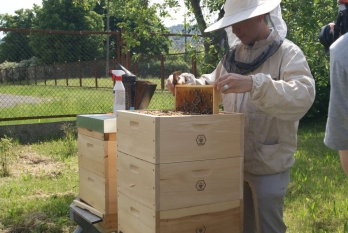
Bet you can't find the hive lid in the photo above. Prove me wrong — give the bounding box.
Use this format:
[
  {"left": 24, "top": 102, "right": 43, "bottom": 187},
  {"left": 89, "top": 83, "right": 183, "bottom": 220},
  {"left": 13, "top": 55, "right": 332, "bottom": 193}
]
[{"left": 77, "top": 114, "right": 116, "bottom": 133}]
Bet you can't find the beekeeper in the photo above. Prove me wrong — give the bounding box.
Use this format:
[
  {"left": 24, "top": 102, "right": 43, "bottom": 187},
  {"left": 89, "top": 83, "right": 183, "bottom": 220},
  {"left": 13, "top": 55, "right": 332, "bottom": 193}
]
[{"left": 166, "top": 0, "right": 316, "bottom": 232}]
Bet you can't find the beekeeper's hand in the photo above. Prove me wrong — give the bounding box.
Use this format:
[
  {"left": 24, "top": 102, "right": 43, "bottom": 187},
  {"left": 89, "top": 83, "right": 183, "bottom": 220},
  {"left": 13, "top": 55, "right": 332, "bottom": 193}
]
[
  {"left": 166, "top": 74, "right": 186, "bottom": 95},
  {"left": 214, "top": 73, "right": 252, "bottom": 94}
]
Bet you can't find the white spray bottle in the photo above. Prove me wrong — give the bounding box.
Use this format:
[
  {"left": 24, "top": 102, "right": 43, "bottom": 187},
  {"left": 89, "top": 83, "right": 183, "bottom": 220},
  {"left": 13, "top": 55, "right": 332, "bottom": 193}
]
[{"left": 110, "top": 70, "right": 126, "bottom": 117}]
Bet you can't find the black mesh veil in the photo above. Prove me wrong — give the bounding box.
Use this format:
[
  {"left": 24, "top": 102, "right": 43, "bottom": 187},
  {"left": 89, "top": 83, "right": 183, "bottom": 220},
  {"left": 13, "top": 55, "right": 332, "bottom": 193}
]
[{"left": 221, "top": 35, "right": 282, "bottom": 75}]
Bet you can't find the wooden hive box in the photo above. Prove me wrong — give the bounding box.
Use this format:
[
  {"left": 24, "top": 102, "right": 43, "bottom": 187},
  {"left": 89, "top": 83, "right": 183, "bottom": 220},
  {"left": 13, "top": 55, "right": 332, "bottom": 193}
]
[
  {"left": 76, "top": 114, "right": 118, "bottom": 232},
  {"left": 116, "top": 110, "right": 244, "bottom": 164},
  {"left": 116, "top": 110, "right": 244, "bottom": 233},
  {"left": 117, "top": 151, "right": 243, "bottom": 211},
  {"left": 118, "top": 192, "right": 242, "bottom": 233}
]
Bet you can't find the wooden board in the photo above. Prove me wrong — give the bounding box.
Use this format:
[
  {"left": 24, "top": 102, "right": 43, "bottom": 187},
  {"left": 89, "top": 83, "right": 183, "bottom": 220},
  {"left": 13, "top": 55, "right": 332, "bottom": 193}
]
[
  {"left": 78, "top": 133, "right": 117, "bottom": 178},
  {"left": 79, "top": 167, "right": 117, "bottom": 215},
  {"left": 78, "top": 127, "right": 117, "bottom": 141},
  {"left": 175, "top": 85, "right": 220, "bottom": 114},
  {"left": 172, "top": 70, "right": 181, "bottom": 85},
  {"left": 117, "top": 151, "right": 243, "bottom": 211},
  {"left": 118, "top": 192, "right": 242, "bottom": 233},
  {"left": 73, "top": 199, "right": 104, "bottom": 218},
  {"left": 117, "top": 110, "right": 244, "bottom": 164},
  {"left": 73, "top": 199, "right": 118, "bottom": 233},
  {"left": 94, "top": 213, "right": 118, "bottom": 233}
]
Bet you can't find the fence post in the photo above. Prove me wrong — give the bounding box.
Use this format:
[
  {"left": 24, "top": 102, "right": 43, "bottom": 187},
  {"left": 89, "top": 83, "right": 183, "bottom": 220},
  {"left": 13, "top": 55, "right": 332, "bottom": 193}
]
[
  {"left": 26, "top": 66, "right": 29, "bottom": 85},
  {"left": 44, "top": 64, "right": 47, "bottom": 86},
  {"left": 54, "top": 62, "right": 57, "bottom": 86},
  {"left": 117, "top": 32, "right": 121, "bottom": 65},
  {"left": 79, "top": 60, "right": 82, "bottom": 87},
  {"left": 11, "top": 68, "right": 14, "bottom": 84},
  {"left": 5, "top": 69, "right": 9, "bottom": 84},
  {"left": 19, "top": 67, "right": 21, "bottom": 85},
  {"left": 160, "top": 53, "right": 165, "bottom": 90},
  {"left": 94, "top": 58, "right": 98, "bottom": 88},
  {"left": 191, "top": 54, "right": 197, "bottom": 78},
  {"left": 34, "top": 65, "right": 37, "bottom": 85},
  {"left": 126, "top": 50, "right": 131, "bottom": 71},
  {"left": 65, "top": 61, "right": 68, "bottom": 86},
  {"left": 134, "top": 60, "right": 138, "bottom": 76},
  {"left": 121, "top": 27, "right": 125, "bottom": 67}
]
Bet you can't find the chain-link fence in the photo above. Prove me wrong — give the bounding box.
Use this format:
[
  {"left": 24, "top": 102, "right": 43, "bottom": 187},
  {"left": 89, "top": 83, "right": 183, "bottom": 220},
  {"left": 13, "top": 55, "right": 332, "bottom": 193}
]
[{"left": 0, "top": 28, "right": 203, "bottom": 122}]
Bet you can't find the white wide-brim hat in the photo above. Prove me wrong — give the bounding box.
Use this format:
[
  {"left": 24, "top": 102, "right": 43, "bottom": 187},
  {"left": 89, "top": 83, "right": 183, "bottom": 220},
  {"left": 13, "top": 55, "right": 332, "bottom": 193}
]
[{"left": 205, "top": 0, "right": 281, "bottom": 32}]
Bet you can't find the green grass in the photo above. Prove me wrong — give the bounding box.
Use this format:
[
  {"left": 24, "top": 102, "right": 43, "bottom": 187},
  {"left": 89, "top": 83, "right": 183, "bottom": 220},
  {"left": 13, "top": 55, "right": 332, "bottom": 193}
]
[
  {"left": 1, "top": 90, "right": 347, "bottom": 232},
  {"left": 284, "top": 119, "right": 348, "bottom": 232},
  {"left": 0, "top": 136, "right": 79, "bottom": 232},
  {"left": 0, "top": 77, "right": 174, "bottom": 125}
]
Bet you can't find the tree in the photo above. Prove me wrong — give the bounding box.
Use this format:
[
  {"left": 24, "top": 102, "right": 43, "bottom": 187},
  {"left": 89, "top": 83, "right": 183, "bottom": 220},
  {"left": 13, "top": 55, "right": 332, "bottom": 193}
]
[
  {"left": 106, "top": 0, "right": 171, "bottom": 58},
  {"left": 281, "top": 0, "right": 336, "bottom": 119},
  {"left": 0, "top": 8, "right": 37, "bottom": 63},
  {"left": 29, "top": 0, "right": 105, "bottom": 64},
  {"left": 93, "top": 0, "right": 171, "bottom": 59},
  {"left": 183, "top": 0, "right": 227, "bottom": 73},
  {"left": 74, "top": 0, "right": 175, "bottom": 59}
]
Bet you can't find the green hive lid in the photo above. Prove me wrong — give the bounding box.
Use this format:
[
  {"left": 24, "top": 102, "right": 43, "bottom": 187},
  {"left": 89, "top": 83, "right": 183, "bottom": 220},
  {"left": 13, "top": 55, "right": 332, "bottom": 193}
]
[{"left": 77, "top": 114, "right": 116, "bottom": 133}]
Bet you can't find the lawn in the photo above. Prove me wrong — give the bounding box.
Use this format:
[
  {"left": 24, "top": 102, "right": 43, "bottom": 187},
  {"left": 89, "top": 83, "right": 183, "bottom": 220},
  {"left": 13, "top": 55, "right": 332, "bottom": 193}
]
[
  {"left": 0, "top": 118, "right": 347, "bottom": 232},
  {"left": 284, "top": 119, "right": 348, "bottom": 232},
  {"left": 0, "top": 77, "right": 174, "bottom": 126}
]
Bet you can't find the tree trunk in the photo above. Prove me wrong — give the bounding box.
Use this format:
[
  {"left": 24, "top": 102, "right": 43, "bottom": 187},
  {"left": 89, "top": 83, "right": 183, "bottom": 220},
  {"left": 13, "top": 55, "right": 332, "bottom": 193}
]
[{"left": 189, "top": 0, "right": 226, "bottom": 70}]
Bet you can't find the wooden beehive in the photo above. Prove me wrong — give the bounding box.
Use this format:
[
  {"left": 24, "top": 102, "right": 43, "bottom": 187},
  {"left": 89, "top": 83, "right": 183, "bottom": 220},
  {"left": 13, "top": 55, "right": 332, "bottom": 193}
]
[
  {"left": 76, "top": 114, "right": 118, "bottom": 232},
  {"left": 118, "top": 192, "right": 242, "bottom": 233},
  {"left": 116, "top": 110, "right": 244, "bottom": 233},
  {"left": 117, "top": 151, "right": 243, "bottom": 211},
  {"left": 116, "top": 110, "right": 244, "bottom": 164}
]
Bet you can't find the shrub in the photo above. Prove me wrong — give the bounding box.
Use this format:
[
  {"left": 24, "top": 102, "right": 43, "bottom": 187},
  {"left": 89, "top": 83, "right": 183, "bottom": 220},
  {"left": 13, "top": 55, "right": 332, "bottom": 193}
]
[
  {"left": 60, "top": 123, "right": 78, "bottom": 158},
  {"left": 136, "top": 55, "right": 191, "bottom": 78},
  {"left": 0, "top": 135, "right": 13, "bottom": 177}
]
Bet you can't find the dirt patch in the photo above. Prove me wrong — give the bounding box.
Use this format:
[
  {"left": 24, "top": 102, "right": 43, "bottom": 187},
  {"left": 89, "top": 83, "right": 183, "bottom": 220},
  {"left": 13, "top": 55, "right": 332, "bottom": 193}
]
[
  {"left": 8, "top": 150, "right": 69, "bottom": 179},
  {"left": 0, "top": 146, "right": 78, "bottom": 233},
  {"left": 0, "top": 210, "right": 75, "bottom": 233}
]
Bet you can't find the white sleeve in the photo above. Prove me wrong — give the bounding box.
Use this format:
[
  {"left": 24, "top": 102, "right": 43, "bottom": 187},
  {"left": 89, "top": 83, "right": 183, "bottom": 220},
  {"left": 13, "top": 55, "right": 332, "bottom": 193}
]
[
  {"left": 249, "top": 47, "right": 315, "bottom": 121},
  {"left": 181, "top": 61, "right": 224, "bottom": 85}
]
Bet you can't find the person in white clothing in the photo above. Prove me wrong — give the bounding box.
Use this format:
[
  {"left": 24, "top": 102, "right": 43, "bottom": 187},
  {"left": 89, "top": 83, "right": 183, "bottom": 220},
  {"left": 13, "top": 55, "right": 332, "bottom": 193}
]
[
  {"left": 166, "top": 0, "right": 316, "bottom": 232},
  {"left": 320, "top": 0, "right": 348, "bottom": 175}
]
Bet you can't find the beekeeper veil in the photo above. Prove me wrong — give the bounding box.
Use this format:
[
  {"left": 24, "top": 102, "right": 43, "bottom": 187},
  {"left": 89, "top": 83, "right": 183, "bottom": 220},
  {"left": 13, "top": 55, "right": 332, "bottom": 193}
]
[{"left": 205, "top": 0, "right": 287, "bottom": 75}]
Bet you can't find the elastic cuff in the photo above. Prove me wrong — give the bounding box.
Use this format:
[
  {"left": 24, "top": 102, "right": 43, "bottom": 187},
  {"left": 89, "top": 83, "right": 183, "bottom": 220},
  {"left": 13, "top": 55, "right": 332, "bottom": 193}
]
[{"left": 251, "top": 75, "right": 262, "bottom": 91}]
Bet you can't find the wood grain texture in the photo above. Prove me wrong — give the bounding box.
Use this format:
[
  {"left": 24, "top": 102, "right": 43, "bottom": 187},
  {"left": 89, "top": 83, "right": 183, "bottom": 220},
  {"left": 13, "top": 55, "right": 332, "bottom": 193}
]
[
  {"left": 73, "top": 199, "right": 104, "bottom": 218},
  {"left": 117, "top": 151, "right": 243, "bottom": 211},
  {"left": 78, "top": 134, "right": 117, "bottom": 178},
  {"left": 118, "top": 192, "right": 242, "bottom": 233},
  {"left": 94, "top": 213, "right": 118, "bottom": 233},
  {"left": 78, "top": 127, "right": 117, "bottom": 141},
  {"left": 117, "top": 111, "right": 244, "bottom": 164},
  {"left": 79, "top": 167, "right": 117, "bottom": 215}
]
